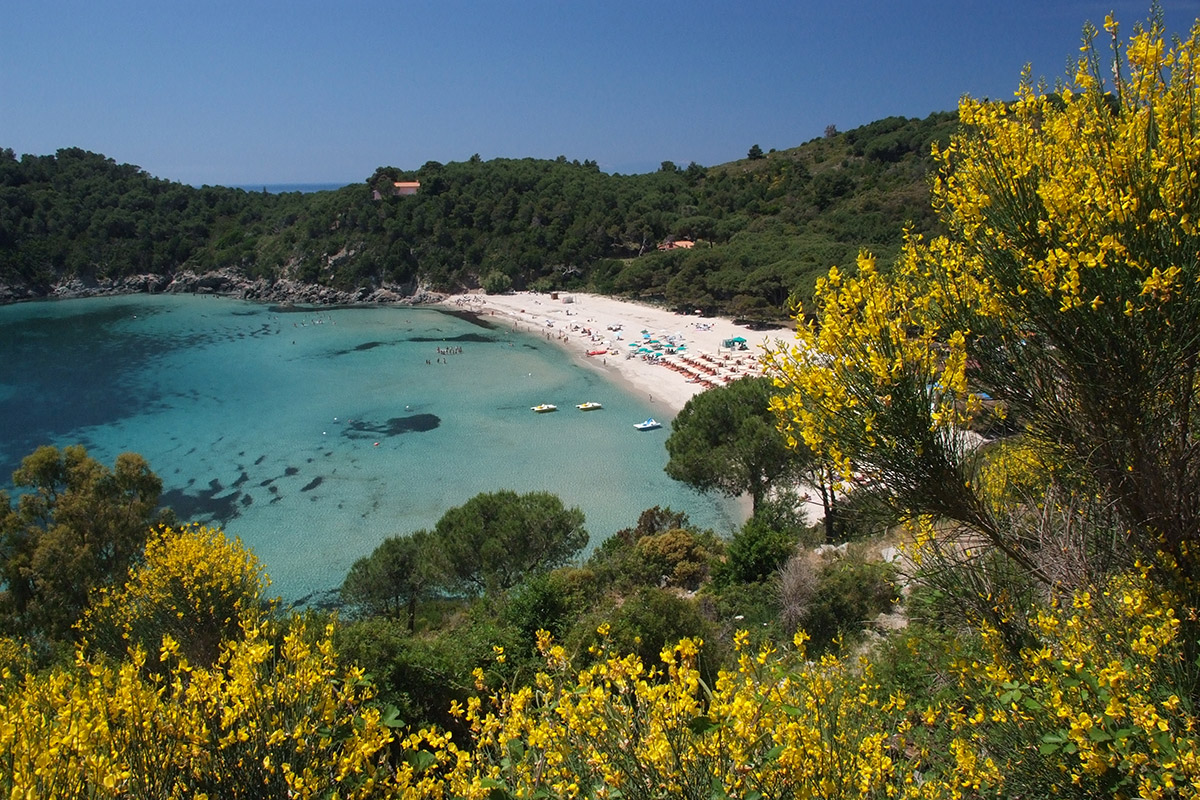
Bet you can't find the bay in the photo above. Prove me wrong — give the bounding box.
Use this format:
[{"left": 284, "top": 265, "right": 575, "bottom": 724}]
[{"left": 0, "top": 294, "right": 740, "bottom": 603}]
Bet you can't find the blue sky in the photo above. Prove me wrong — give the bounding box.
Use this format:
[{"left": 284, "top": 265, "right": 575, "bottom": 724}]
[{"left": 4, "top": 1, "right": 1198, "bottom": 186}]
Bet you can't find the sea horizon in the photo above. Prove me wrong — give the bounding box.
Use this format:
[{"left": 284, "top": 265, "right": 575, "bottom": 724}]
[{"left": 221, "top": 182, "right": 353, "bottom": 194}]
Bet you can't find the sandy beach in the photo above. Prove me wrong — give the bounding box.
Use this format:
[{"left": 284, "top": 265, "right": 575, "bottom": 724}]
[{"left": 443, "top": 290, "right": 793, "bottom": 417}]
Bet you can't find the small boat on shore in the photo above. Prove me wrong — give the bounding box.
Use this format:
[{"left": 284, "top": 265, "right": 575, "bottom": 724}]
[
  {"left": 634, "top": 418, "right": 662, "bottom": 431},
  {"left": 532, "top": 404, "right": 557, "bottom": 413},
  {"left": 576, "top": 402, "right": 603, "bottom": 411}
]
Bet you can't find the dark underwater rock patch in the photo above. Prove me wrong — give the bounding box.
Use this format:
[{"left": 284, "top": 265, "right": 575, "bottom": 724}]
[
  {"left": 160, "top": 486, "right": 243, "bottom": 524},
  {"left": 343, "top": 413, "right": 440, "bottom": 439},
  {"left": 326, "top": 340, "right": 398, "bottom": 356},
  {"left": 407, "top": 333, "right": 494, "bottom": 344}
]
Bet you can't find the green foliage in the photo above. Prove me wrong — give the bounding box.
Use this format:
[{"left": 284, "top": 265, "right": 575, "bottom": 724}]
[
  {"left": 797, "top": 549, "right": 898, "bottom": 652},
  {"left": 340, "top": 530, "right": 434, "bottom": 630},
  {"left": 573, "top": 587, "right": 721, "bottom": 673},
  {"left": 705, "top": 578, "right": 782, "bottom": 637},
  {"left": 665, "top": 377, "right": 813, "bottom": 513},
  {"left": 869, "top": 620, "right": 977, "bottom": 702},
  {"left": 333, "top": 615, "right": 485, "bottom": 736},
  {"left": 430, "top": 490, "right": 587, "bottom": 597},
  {"left": 713, "top": 504, "right": 805, "bottom": 587},
  {"left": 2, "top": 112, "right": 952, "bottom": 319},
  {"left": 480, "top": 269, "right": 512, "bottom": 294},
  {"left": 632, "top": 528, "right": 719, "bottom": 591},
  {"left": 501, "top": 568, "right": 594, "bottom": 645},
  {"left": 0, "top": 445, "right": 164, "bottom": 642},
  {"left": 586, "top": 506, "right": 717, "bottom": 592}
]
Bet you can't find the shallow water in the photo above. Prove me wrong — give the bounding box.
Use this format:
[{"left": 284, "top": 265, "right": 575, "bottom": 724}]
[{"left": 0, "top": 295, "right": 740, "bottom": 603}]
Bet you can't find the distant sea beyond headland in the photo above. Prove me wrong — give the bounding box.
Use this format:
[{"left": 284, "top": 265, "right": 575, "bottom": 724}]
[{"left": 226, "top": 183, "right": 352, "bottom": 194}]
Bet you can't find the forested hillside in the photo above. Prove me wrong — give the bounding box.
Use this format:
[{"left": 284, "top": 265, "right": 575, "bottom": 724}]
[{"left": 0, "top": 112, "right": 955, "bottom": 319}]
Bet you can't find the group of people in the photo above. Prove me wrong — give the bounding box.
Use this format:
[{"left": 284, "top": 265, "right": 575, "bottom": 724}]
[{"left": 428, "top": 344, "right": 464, "bottom": 365}]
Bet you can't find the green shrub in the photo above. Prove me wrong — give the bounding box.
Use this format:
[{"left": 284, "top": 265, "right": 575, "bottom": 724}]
[
  {"left": 501, "top": 568, "right": 593, "bottom": 644},
  {"left": 784, "top": 548, "right": 898, "bottom": 651},
  {"left": 569, "top": 588, "right": 721, "bottom": 675},
  {"left": 481, "top": 269, "right": 513, "bottom": 294},
  {"left": 714, "top": 508, "right": 803, "bottom": 587}
]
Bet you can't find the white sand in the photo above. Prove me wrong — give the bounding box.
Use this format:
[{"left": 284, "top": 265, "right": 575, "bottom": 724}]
[{"left": 442, "top": 291, "right": 793, "bottom": 416}]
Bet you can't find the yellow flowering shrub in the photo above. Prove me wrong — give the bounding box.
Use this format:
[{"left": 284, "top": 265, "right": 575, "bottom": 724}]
[
  {"left": 0, "top": 617, "right": 399, "bottom": 799},
  {"left": 950, "top": 571, "right": 1200, "bottom": 799},
  {"left": 80, "top": 523, "right": 270, "bottom": 667},
  {"left": 0, "top": 635, "right": 31, "bottom": 682},
  {"left": 767, "top": 11, "right": 1200, "bottom": 588},
  {"left": 396, "top": 627, "right": 1001, "bottom": 800},
  {"left": 972, "top": 438, "right": 1052, "bottom": 514},
  {"left": 2, "top": 532, "right": 1193, "bottom": 800},
  {"left": 377, "top": 573, "right": 1195, "bottom": 800}
]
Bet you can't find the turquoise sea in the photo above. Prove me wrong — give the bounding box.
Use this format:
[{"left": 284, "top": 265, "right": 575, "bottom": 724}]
[{"left": 0, "top": 295, "right": 741, "bottom": 603}]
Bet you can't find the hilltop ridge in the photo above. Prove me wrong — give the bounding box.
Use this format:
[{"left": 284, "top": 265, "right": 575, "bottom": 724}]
[{"left": 0, "top": 111, "right": 956, "bottom": 319}]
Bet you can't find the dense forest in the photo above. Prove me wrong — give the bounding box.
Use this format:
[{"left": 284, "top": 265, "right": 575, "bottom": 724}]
[{"left": 0, "top": 111, "right": 955, "bottom": 319}]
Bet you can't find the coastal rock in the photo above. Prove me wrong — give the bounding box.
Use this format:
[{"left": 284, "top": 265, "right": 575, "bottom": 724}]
[
  {"left": 49, "top": 273, "right": 173, "bottom": 299},
  {"left": 0, "top": 282, "right": 42, "bottom": 303},
  {"left": 4, "top": 267, "right": 442, "bottom": 308}
]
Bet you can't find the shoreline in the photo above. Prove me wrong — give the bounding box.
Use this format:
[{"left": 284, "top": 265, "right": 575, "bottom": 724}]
[
  {"left": 7, "top": 284, "right": 783, "bottom": 527},
  {"left": 444, "top": 290, "right": 797, "bottom": 526},
  {"left": 440, "top": 290, "right": 791, "bottom": 417},
  {"left": 8, "top": 276, "right": 794, "bottom": 418}
]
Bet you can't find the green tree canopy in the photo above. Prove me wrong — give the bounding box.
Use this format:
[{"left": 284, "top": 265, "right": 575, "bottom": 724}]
[
  {"left": 341, "top": 530, "right": 435, "bottom": 630},
  {"left": 0, "top": 444, "right": 164, "bottom": 640},
  {"left": 430, "top": 490, "right": 587, "bottom": 596},
  {"left": 1, "top": 113, "right": 954, "bottom": 319},
  {"left": 665, "top": 377, "right": 813, "bottom": 514}
]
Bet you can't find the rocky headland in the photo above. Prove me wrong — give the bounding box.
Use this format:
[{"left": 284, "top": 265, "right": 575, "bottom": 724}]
[{"left": 0, "top": 269, "right": 445, "bottom": 307}]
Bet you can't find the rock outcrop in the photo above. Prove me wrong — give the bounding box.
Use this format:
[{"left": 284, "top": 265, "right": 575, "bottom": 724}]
[{"left": 1, "top": 270, "right": 445, "bottom": 307}]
